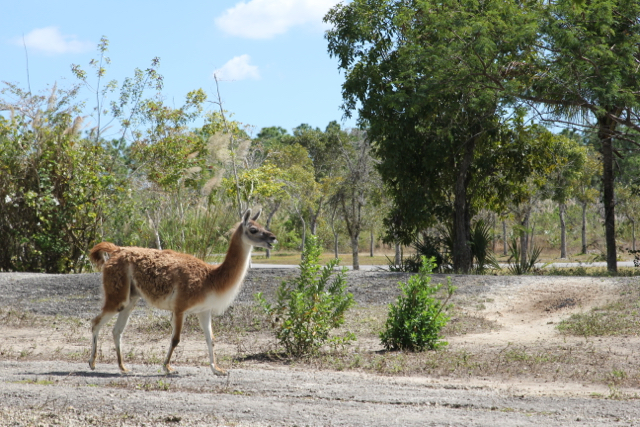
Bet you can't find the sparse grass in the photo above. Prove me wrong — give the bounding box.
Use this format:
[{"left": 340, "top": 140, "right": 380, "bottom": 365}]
[
  {"left": 444, "top": 310, "right": 499, "bottom": 336},
  {"left": 5, "top": 308, "right": 640, "bottom": 390},
  {"left": 557, "top": 284, "right": 640, "bottom": 337},
  {"left": 4, "top": 272, "right": 640, "bottom": 392},
  {"left": 306, "top": 342, "right": 640, "bottom": 389},
  {"left": 543, "top": 266, "right": 640, "bottom": 277},
  {"left": 0, "top": 306, "right": 45, "bottom": 327},
  {"left": 131, "top": 305, "right": 268, "bottom": 339},
  {"left": 13, "top": 378, "right": 54, "bottom": 386}
]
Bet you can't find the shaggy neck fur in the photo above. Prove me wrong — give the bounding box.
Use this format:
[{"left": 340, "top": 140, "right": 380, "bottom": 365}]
[{"left": 207, "top": 222, "right": 252, "bottom": 294}]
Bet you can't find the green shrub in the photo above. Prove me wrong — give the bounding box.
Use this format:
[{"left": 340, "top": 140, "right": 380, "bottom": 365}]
[
  {"left": 380, "top": 257, "right": 455, "bottom": 351},
  {"left": 506, "top": 236, "right": 543, "bottom": 275},
  {"left": 255, "top": 234, "right": 355, "bottom": 356}
]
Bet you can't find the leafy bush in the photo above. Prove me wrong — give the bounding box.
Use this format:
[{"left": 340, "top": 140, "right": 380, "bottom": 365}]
[
  {"left": 506, "top": 237, "right": 543, "bottom": 275},
  {"left": 389, "top": 220, "right": 498, "bottom": 274},
  {"left": 380, "top": 257, "right": 455, "bottom": 351},
  {"left": 387, "top": 232, "right": 449, "bottom": 273},
  {"left": 255, "top": 234, "right": 355, "bottom": 356},
  {"left": 0, "top": 85, "right": 117, "bottom": 273},
  {"left": 470, "top": 219, "right": 500, "bottom": 274}
]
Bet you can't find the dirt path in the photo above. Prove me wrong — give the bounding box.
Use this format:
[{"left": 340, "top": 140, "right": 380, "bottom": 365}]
[
  {"left": 2, "top": 271, "right": 640, "bottom": 426},
  {"left": 2, "top": 360, "right": 639, "bottom": 426}
]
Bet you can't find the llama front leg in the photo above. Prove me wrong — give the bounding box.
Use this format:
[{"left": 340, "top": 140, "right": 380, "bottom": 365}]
[
  {"left": 112, "top": 295, "right": 140, "bottom": 373},
  {"left": 163, "top": 311, "right": 185, "bottom": 374},
  {"left": 88, "top": 311, "right": 116, "bottom": 370},
  {"left": 197, "top": 310, "right": 227, "bottom": 376}
]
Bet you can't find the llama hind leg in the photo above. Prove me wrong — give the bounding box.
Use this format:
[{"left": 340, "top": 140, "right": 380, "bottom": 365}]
[
  {"left": 113, "top": 294, "right": 140, "bottom": 373},
  {"left": 163, "top": 311, "right": 185, "bottom": 374},
  {"left": 88, "top": 311, "right": 116, "bottom": 370},
  {"left": 197, "top": 310, "right": 227, "bottom": 376}
]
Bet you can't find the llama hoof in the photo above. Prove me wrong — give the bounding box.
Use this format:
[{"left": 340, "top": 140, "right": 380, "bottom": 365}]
[
  {"left": 163, "top": 364, "right": 176, "bottom": 375},
  {"left": 88, "top": 361, "right": 96, "bottom": 371},
  {"left": 210, "top": 364, "right": 227, "bottom": 376}
]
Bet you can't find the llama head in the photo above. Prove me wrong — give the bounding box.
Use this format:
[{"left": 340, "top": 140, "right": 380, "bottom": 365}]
[{"left": 241, "top": 208, "right": 277, "bottom": 249}]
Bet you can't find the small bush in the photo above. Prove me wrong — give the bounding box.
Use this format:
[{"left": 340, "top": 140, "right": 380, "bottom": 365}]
[
  {"left": 255, "top": 234, "right": 355, "bottom": 356},
  {"left": 506, "top": 237, "right": 543, "bottom": 275},
  {"left": 380, "top": 257, "right": 455, "bottom": 351}
]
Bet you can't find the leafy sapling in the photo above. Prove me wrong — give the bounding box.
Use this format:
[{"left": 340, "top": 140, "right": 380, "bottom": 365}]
[
  {"left": 380, "top": 256, "right": 455, "bottom": 351},
  {"left": 255, "top": 234, "right": 355, "bottom": 356}
]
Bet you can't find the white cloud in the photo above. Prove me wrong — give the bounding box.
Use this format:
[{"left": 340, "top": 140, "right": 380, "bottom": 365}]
[
  {"left": 214, "top": 55, "right": 261, "bottom": 81},
  {"left": 215, "top": 0, "right": 338, "bottom": 39},
  {"left": 14, "top": 27, "right": 93, "bottom": 55}
]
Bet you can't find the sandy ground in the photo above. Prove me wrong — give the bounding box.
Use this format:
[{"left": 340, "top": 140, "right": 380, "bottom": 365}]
[{"left": 1, "top": 269, "right": 640, "bottom": 426}]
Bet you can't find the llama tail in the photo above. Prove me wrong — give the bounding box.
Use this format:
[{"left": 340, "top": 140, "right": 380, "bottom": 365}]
[{"left": 89, "top": 242, "right": 120, "bottom": 271}]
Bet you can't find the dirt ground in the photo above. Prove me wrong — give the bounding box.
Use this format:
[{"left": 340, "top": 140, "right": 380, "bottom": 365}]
[{"left": 2, "top": 269, "right": 640, "bottom": 426}]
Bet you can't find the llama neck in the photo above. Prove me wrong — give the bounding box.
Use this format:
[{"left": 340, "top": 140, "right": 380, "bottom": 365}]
[{"left": 209, "top": 224, "right": 252, "bottom": 291}]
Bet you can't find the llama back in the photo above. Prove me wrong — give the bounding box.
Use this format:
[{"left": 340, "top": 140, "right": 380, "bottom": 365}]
[{"left": 108, "top": 247, "right": 211, "bottom": 303}]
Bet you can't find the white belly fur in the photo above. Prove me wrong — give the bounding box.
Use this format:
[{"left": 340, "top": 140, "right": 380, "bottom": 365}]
[{"left": 128, "top": 252, "right": 251, "bottom": 315}]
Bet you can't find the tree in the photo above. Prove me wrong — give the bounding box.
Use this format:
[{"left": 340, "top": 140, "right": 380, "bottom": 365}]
[
  {"left": 567, "top": 139, "right": 601, "bottom": 254},
  {"left": 0, "top": 84, "right": 115, "bottom": 272},
  {"left": 222, "top": 162, "right": 288, "bottom": 256},
  {"left": 325, "top": 0, "right": 542, "bottom": 272},
  {"left": 265, "top": 143, "right": 317, "bottom": 250},
  {"left": 281, "top": 122, "right": 351, "bottom": 236},
  {"left": 335, "top": 130, "right": 382, "bottom": 270},
  {"left": 617, "top": 185, "right": 640, "bottom": 251},
  {"left": 128, "top": 89, "right": 208, "bottom": 191},
  {"left": 524, "top": 0, "right": 640, "bottom": 271},
  {"left": 540, "top": 136, "right": 587, "bottom": 258}
]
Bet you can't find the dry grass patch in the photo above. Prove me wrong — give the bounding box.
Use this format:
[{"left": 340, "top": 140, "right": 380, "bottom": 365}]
[{"left": 557, "top": 283, "right": 640, "bottom": 338}]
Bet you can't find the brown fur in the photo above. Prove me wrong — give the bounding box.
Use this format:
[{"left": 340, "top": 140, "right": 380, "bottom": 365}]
[{"left": 87, "top": 209, "right": 276, "bottom": 376}]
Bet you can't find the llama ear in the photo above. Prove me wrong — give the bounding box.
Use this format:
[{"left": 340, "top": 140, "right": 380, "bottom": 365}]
[
  {"left": 242, "top": 209, "right": 252, "bottom": 225},
  {"left": 251, "top": 209, "right": 262, "bottom": 222}
]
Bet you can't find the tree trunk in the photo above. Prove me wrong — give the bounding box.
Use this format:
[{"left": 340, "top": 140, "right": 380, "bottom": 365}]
[
  {"left": 300, "top": 215, "right": 307, "bottom": 259},
  {"left": 340, "top": 193, "right": 363, "bottom": 271},
  {"left": 308, "top": 199, "right": 323, "bottom": 236},
  {"left": 395, "top": 241, "right": 401, "bottom": 266},
  {"left": 146, "top": 210, "right": 162, "bottom": 250},
  {"left": 632, "top": 219, "right": 636, "bottom": 252},
  {"left": 329, "top": 202, "right": 340, "bottom": 259},
  {"left": 530, "top": 219, "right": 536, "bottom": 254},
  {"left": 351, "top": 235, "right": 360, "bottom": 270},
  {"left": 370, "top": 229, "right": 374, "bottom": 257},
  {"left": 452, "top": 138, "right": 475, "bottom": 273},
  {"left": 599, "top": 114, "right": 617, "bottom": 273},
  {"left": 581, "top": 202, "right": 587, "bottom": 254},
  {"left": 492, "top": 213, "right": 496, "bottom": 253},
  {"left": 502, "top": 219, "right": 508, "bottom": 256},
  {"left": 520, "top": 208, "right": 531, "bottom": 265},
  {"left": 559, "top": 203, "right": 567, "bottom": 259}
]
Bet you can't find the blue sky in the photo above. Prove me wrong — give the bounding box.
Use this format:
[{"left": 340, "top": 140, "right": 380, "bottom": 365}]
[{"left": 1, "top": 0, "right": 355, "bottom": 138}]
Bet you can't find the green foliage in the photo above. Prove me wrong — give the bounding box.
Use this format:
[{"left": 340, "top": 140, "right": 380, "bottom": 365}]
[
  {"left": 222, "top": 163, "right": 287, "bottom": 205},
  {"left": 387, "top": 233, "right": 449, "bottom": 273},
  {"left": 128, "top": 89, "right": 208, "bottom": 191},
  {"left": 506, "top": 237, "right": 543, "bottom": 275},
  {"left": 470, "top": 220, "right": 501, "bottom": 274},
  {"left": 325, "top": 0, "right": 550, "bottom": 272},
  {"left": 380, "top": 257, "right": 455, "bottom": 351},
  {"left": 391, "top": 219, "right": 499, "bottom": 274},
  {"left": 0, "top": 84, "right": 116, "bottom": 272},
  {"left": 533, "top": 0, "right": 640, "bottom": 270},
  {"left": 255, "top": 234, "right": 355, "bottom": 356}
]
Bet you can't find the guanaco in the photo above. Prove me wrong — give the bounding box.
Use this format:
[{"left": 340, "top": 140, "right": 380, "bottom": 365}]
[{"left": 88, "top": 209, "right": 276, "bottom": 376}]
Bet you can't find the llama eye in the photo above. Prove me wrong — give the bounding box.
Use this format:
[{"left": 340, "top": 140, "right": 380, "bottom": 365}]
[{"left": 249, "top": 227, "right": 258, "bottom": 234}]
